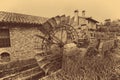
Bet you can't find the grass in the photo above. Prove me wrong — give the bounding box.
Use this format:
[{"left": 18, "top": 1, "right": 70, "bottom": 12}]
[{"left": 62, "top": 48, "right": 120, "bottom": 80}]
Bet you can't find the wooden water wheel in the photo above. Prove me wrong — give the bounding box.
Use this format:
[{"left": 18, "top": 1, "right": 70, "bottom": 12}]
[{"left": 36, "top": 15, "right": 79, "bottom": 52}]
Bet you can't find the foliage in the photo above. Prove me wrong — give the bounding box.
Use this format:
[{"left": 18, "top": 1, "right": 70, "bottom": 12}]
[{"left": 104, "top": 19, "right": 120, "bottom": 32}]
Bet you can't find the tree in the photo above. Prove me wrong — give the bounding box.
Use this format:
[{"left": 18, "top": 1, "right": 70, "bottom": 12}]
[{"left": 104, "top": 19, "right": 120, "bottom": 32}]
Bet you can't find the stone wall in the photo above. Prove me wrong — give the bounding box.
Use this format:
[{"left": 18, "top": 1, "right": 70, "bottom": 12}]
[{"left": 0, "top": 26, "right": 43, "bottom": 61}]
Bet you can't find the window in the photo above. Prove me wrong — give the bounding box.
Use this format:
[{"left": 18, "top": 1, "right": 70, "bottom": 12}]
[
  {"left": 88, "top": 21, "right": 89, "bottom": 23},
  {"left": 1, "top": 52, "right": 10, "bottom": 62},
  {"left": 0, "top": 29, "right": 10, "bottom": 48},
  {"left": 91, "top": 33, "right": 93, "bottom": 37}
]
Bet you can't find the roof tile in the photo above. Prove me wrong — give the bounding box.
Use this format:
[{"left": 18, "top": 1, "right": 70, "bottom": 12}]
[{"left": 0, "top": 11, "right": 48, "bottom": 25}]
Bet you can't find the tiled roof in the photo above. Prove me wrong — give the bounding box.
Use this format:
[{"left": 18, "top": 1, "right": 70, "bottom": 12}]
[
  {"left": 85, "top": 17, "right": 99, "bottom": 23},
  {"left": 78, "top": 16, "right": 99, "bottom": 23},
  {"left": 71, "top": 16, "right": 99, "bottom": 23},
  {"left": 0, "top": 11, "right": 48, "bottom": 25}
]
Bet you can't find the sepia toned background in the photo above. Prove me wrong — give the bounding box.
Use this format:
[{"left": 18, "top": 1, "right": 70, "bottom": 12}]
[{"left": 0, "top": 0, "right": 120, "bottom": 22}]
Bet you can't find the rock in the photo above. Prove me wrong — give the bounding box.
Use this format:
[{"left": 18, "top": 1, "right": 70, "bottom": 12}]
[{"left": 63, "top": 43, "right": 87, "bottom": 57}]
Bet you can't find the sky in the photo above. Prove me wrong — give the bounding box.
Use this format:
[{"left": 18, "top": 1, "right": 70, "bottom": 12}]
[{"left": 0, "top": 0, "right": 120, "bottom": 22}]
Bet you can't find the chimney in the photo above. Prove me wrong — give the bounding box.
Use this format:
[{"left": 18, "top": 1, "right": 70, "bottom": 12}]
[
  {"left": 74, "top": 10, "right": 79, "bottom": 25},
  {"left": 82, "top": 10, "right": 85, "bottom": 17},
  {"left": 74, "top": 10, "right": 79, "bottom": 16}
]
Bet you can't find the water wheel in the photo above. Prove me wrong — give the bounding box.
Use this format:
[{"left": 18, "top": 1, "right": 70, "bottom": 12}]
[{"left": 36, "top": 15, "right": 79, "bottom": 52}]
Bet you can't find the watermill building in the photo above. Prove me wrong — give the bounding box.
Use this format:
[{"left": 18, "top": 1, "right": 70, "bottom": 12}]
[{"left": 0, "top": 11, "right": 48, "bottom": 62}]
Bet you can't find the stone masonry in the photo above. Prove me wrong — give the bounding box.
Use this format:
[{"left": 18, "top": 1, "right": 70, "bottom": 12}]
[{"left": 0, "top": 26, "right": 43, "bottom": 61}]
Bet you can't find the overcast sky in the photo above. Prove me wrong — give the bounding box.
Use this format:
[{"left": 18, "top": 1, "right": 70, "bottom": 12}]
[{"left": 0, "top": 0, "right": 120, "bottom": 22}]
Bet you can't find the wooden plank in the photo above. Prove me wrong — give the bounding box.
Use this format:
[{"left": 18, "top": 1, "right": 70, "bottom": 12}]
[
  {"left": 54, "top": 16, "right": 61, "bottom": 25},
  {"left": 0, "top": 58, "right": 40, "bottom": 79},
  {"left": 0, "top": 58, "right": 37, "bottom": 71},
  {"left": 38, "top": 25, "right": 47, "bottom": 34},
  {"left": 23, "top": 71, "right": 45, "bottom": 80},
  {"left": 66, "top": 16, "right": 70, "bottom": 24},
  {"left": 1, "top": 66, "right": 45, "bottom": 80},
  {"left": 36, "top": 53, "right": 62, "bottom": 68},
  {"left": 47, "top": 18, "right": 57, "bottom": 28},
  {"left": 0, "top": 63, "right": 39, "bottom": 78},
  {"left": 42, "top": 22, "right": 53, "bottom": 34},
  {"left": 1, "top": 66, "right": 41, "bottom": 80},
  {"left": 60, "top": 15, "right": 66, "bottom": 24},
  {"left": 45, "top": 62, "right": 62, "bottom": 75}
]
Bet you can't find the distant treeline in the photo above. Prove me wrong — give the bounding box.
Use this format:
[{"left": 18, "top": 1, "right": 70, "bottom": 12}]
[{"left": 97, "top": 19, "right": 120, "bottom": 32}]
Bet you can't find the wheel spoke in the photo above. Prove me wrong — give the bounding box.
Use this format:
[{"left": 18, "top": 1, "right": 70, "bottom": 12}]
[
  {"left": 40, "top": 25, "right": 78, "bottom": 51},
  {"left": 61, "top": 28, "right": 63, "bottom": 42}
]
